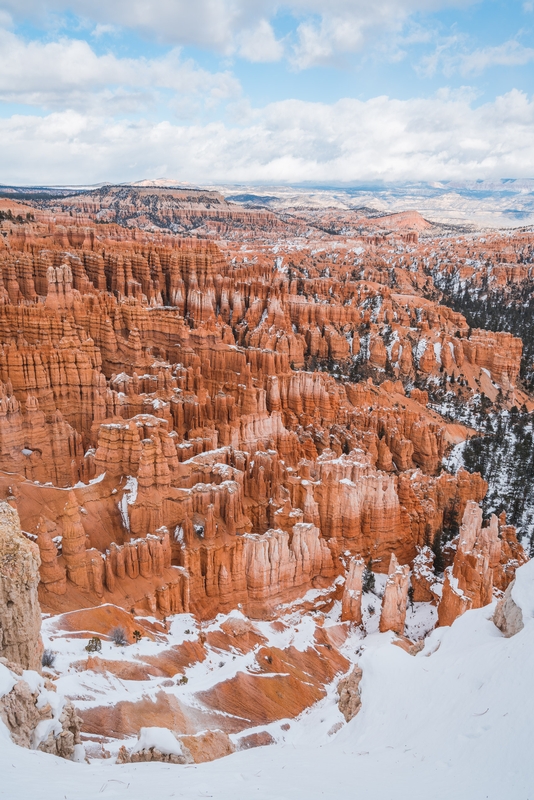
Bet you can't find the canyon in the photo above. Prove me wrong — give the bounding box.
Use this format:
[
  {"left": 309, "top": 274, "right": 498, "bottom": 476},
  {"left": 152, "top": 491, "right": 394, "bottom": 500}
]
[{"left": 0, "top": 186, "right": 531, "bottom": 771}]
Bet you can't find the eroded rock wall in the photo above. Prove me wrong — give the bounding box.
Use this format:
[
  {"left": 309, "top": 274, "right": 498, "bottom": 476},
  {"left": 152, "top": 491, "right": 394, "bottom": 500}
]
[
  {"left": 0, "top": 502, "right": 42, "bottom": 670},
  {"left": 0, "top": 206, "right": 527, "bottom": 624}
]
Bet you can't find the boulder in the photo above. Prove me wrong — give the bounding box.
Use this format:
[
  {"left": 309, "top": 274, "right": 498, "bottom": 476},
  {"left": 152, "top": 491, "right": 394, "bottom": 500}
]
[{"left": 337, "top": 666, "right": 363, "bottom": 722}]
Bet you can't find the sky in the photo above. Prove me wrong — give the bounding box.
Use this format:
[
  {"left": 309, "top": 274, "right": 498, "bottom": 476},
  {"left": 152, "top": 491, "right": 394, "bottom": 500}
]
[{"left": 0, "top": 0, "right": 533, "bottom": 185}]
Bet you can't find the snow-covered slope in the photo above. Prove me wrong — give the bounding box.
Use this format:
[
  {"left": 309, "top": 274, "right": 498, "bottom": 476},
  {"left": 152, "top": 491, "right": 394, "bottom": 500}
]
[{"left": 2, "top": 561, "right": 534, "bottom": 800}]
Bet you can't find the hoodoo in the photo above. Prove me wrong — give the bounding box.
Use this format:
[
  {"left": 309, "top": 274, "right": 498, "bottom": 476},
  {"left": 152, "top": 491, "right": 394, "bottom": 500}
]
[{"left": 0, "top": 186, "right": 531, "bottom": 795}]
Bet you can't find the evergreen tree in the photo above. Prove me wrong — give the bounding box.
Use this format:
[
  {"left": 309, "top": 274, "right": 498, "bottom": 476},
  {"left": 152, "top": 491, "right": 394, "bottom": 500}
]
[
  {"left": 362, "top": 558, "right": 376, "bottom": 593},
  {"left": 432, "top": 532, "right": 445, "bottom": 575}
]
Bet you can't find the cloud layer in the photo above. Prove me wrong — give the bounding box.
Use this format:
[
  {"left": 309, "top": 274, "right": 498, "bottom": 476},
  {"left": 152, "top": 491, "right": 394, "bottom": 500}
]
[
  {"left": 421, "top": 37, "right": 534, "bottom": 77},
  {"left": 1, "top": 90, "right": 532, "bottom": 185},
  {"left": 0, "top": 0, "right": 531, "bottom": 186},
  {"left": 0, "top": 0, "right": 475, "bottom": 66},
  {"left": 0, "top": 28, "right": 239, "bottom": 112}
]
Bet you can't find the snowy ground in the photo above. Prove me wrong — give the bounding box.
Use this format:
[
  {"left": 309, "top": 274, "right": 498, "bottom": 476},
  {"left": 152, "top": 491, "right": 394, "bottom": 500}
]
[{"left": 2, "top": 563, "right": 534, "bottom": 800}]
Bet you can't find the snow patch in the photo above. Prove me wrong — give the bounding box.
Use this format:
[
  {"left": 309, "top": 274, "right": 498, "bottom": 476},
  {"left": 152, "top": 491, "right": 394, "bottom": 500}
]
[{"left": 132, "top": 727, "right": 184, "bottom": 757}]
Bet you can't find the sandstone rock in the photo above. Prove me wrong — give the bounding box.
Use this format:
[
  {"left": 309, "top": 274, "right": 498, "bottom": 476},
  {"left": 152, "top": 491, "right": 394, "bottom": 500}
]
[
  {"left": 36, "top": 518, "right": 66, "bottom": 594},
  {"left": 237, "top": 730, "right": 276, "bottom": 750},
  {"left": 130, "top": 748, "right": 191, "bottom": 764},
  {"left": 379, "top": 553, "right": 410, "bottom": 634},
  {"left": 436, "top": 501, "right": 525, "bottom": 628},
  {"left": 37, "top": 700, "right": 83, "bottom": 760},
  {"left": 178, "top": 729, "right": 235, "bottom": 763},
  {"left": 197, "top": 643, "right": 349, "bottom": 726},
  {"left": 124, "top": 726, "right": 235, "bottom": 764},
  {"left": 392, "top": 635, "right": 425, "bottom": 656},
  {"left": 337, "top": 666, "right": 363, "bottom": 722},
  {"left": 0, "top": 661, "right": 82, "bottom": 760},
  {"left": 116, "top": 745, "right": 131, "bottom": 764},
  {"left": 341, "top": 558, "right": 364, "bottom": 624},
  {"left": 0, "top": 201, "right": 528, "bottom": 643},
  {"left": 493, "top": 579, "right": 524, "bottom": 638},
  {"left": 0, "top": 502, "right": 42, "bottom": 670},
  {"left": 129, "top": 726, "right": 193, "bottom": 764},
  {"left": 411, "top": 546, "right": 436, "bottom": 603}
]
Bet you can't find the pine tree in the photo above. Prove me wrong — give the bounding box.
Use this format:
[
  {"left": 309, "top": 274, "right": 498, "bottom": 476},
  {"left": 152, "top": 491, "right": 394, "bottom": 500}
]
[
  {"left": 432, "top": 533, "right": 445, "bottom": 575},
  {"left": 362, "top": 558, "right": 376, "bottom": 593}
]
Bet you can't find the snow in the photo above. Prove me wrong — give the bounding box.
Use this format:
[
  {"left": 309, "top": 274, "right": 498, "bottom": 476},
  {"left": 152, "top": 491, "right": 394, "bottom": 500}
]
[
  {"left": 132, "top": 727, "right": 184, "bottom": 757},
  {"left": 511, "top": 558, "right": 534, "bottom": 618},
  {"left": 73, "top": 472, "right": 106, "bottom": 489},
  {"left": 414, "top": 338, "right": 427, "bottom": 364},
  {"left": 0, "top": 663, "right": 16, "bottom": 699},
  {"left": 22, "top": 670, "right": 43, "bottom": 695},
  {"left": 118, "top": 476, "right": 138, "bottom": 532},
  {"left": 32, "top": 717, "right": 62, "bottom": 750},
  {"left": 443, "top": 439, "right": 467, "bottom": 473},
  {"left": 3, "top": 561, "right": 534, "bottom": 798}
]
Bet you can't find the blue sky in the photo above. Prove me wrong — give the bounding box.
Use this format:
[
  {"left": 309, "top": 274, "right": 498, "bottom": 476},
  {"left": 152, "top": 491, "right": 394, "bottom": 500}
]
[{"left": 0, "top": 0, "right": 533, "bottom": 184}]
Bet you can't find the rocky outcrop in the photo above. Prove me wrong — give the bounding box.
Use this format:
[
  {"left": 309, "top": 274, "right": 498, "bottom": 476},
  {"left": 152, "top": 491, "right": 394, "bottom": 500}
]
[
  {"left": 337, "top": 666, "right": 363, "bottom": 722},
  {"left": 341, "top": 559, "right": 364, "bottom": 623},
  {"left": 238, "top": 730, "right": 276, "bottom": 750},
  {"left": 242, "top": 523, "right": 335, "bottom": 612},
  {"left": 0, "top": 659, "right": 82, "bottom": 760},
  {"left": 178, "top": 730, "right": 236, "bottom": 763},
  {"left": 379, "top": 554, "right": 410, "bottom": 634},
  {"left": 0, "top": 503, "right": 42, "bottom": 671},
  {"left": 411, "top": 546, "right": 436, "bottom": 603},
  {"left": 493, "top": 579, "right": 524, "bottom": 638},
  {"left": 437, "top": 501, "right": 526, "bottom": 628},
  {"left": 118, "top": 726, "right": 237, "bottom": 764}
]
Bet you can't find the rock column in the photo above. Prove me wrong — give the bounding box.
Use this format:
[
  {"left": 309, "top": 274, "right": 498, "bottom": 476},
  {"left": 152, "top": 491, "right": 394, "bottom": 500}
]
[
  {"left": 341, "top": 558, "right": 364, "bottom": 624},
  {"left": 379, "top": 553, "right": 410, "bottom": 634},
  {"left": 0, "top": 502, "right": 43, "bottom": 670}
]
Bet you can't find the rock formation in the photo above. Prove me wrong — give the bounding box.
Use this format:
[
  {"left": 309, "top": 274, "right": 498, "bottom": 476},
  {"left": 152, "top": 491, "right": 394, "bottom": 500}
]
[
  {"left": 493, "top": 579, "right": 524, "bottom": 638},
  {"left": 0, "top": 659, "right": 82, "bottom": 760},
  {"left": 341, "top": 559, "right": 364, "bottom": 623},
  {"left": 379, "top": 554, "right": 410, "bottom": 634},
  {"left": 438, "top": 502, "right": 526, "bottom": 627},
  {"left": 0, "top": 201, "right": 527, "bottom": 621},
  {"left": 337, "top": 666, "right": 363, "bottom": 722},
  {"left": 0, "top": 502, "right": 42, "bottom": 670},
  {"left": 411, "top": 546, "right": 436, "bottom": 603},
  {"left": 0, "top": 192, "right": 530, "bottom": 766}
]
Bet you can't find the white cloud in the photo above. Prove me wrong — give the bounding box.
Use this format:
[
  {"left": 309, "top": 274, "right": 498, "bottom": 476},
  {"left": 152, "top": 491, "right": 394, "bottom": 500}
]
[
  {"left": 0, "top": 0, "right": 477, "bottom": 60},
  {"left": 91, "top": 23, "right": 118, "bottom": 37},
  {"left": 290, "top": 3, "right": 427, "bottom": 68},
  {"left": 0, "top": 28, "right": 240, "bottom": 111},
  {"left": 0, "top": 89, "right": 532, "bottom": 185},
  {"left": 458, "top": 40, "right": 534, "bottom": 75},
  {"left": 236, "top": 20, "right": 284, "bottom": 62},
  {"left": 292, "top": 16, "right": 365, "bottom": 68},
  {"left": 422, "top": 37, "right": 534, "bottom": 77}
]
